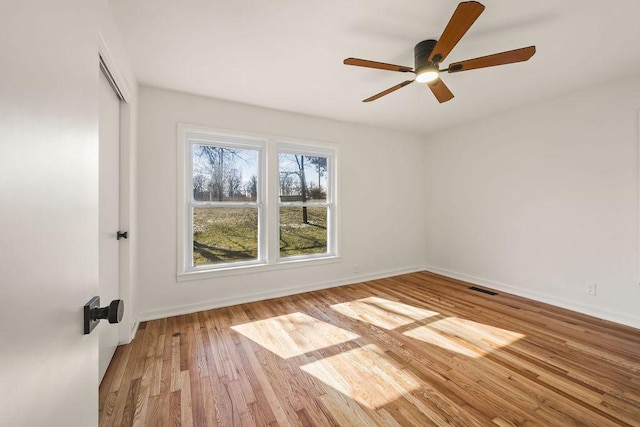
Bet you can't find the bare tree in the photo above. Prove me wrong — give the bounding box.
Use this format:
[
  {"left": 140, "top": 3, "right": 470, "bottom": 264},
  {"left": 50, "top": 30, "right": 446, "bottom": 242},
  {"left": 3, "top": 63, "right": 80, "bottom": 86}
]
[
  {"left": 307, "top": 156, "right": 327, "bottom": 191},
  {"left": 294, "top": 155, "right": 309, "bottom": 223},
  {"left": 279, "top": 171, "right": 296, "bottom": 196},
  {"left": 194, "top": 145, "right": 246, "bottom": 201},
  {"left": 227, "top": 168, "right": 243, "bottom": 199},
  {"left": 279, "top": 153, "right": 325, "bottom": 223},
  {"left": 193, "top": 173, "right": 207, "bottom": 199},
  {"left": 246, "top": 175, "right": 257, "bottom": 199}
]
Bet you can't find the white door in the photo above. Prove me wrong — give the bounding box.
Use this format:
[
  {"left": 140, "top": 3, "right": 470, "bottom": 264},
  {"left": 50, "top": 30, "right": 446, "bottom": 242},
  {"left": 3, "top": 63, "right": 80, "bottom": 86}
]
[
  {"left": 0, "top": 1, "right": 101, "bottom": 425},
  {"left": 98, "top": 69, "right": 122, "bottom": 382}
]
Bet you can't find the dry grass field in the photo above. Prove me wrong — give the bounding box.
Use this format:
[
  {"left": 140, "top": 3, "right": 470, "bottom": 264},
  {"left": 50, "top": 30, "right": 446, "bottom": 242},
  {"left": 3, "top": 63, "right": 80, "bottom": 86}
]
[{"left": 193, "top": 206, "right": 327, "bottom": 265}]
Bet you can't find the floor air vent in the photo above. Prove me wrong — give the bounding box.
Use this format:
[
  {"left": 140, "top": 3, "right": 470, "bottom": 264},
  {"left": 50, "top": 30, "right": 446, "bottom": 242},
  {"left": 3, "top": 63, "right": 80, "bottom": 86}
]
[{"left": 469, "top": 286, "right": 498, "bottom": 296}]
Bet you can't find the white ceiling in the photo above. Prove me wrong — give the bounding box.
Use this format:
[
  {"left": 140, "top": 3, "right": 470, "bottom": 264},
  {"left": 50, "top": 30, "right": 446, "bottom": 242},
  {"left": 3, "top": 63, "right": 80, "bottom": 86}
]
[{"left": 109, "top": 0, "right": 640, "bottom": 136}]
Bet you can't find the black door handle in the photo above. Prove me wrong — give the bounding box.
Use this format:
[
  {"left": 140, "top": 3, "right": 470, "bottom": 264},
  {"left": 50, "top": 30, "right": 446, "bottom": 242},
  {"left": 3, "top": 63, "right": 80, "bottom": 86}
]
[
  {"left": 117, "top": 231, "right": 128, "bottom": 240},
  {"left": 83, "top": 297, "right": 125, "bottom": 334},
  {"left": 94, "top": 299, "right": 124, "bottom": 324}
]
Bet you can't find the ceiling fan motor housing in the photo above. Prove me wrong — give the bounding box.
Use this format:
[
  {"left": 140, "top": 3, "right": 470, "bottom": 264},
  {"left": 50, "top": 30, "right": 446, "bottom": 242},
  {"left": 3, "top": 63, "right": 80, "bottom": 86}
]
[{"left": 414, "top": 39, "right": 438, "bottom": 73}]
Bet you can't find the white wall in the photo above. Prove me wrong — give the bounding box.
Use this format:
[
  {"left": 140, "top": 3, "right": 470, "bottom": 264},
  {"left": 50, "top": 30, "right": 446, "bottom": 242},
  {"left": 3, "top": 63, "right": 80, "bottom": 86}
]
[
  {"left": 136, "top": 86, "right": 427, "bottom": 320},
  {"left": 424, "top": 73, "right": 640, "bottom": 328}
]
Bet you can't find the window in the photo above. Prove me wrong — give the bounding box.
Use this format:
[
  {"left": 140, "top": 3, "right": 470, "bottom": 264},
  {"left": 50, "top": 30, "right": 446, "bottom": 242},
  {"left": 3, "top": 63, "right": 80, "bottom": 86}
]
[
  {"left": 191, "top": 142, "right": 262, "bottom": 267},
  {"left": 178, "top": 125, "right": 337, "bottom": 276},
  {"left": 278, "top": 146, "right": 333, "bottom": 259}
]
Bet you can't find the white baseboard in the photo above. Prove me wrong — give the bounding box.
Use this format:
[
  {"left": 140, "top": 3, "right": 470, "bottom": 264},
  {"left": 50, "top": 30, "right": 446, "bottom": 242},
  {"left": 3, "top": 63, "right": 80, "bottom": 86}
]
[
  {"left": 425, "top": 265, "right": 640, "bottom": 330},
  {"left": 138, "top": 265, "right": 425, "bottom": 322}
]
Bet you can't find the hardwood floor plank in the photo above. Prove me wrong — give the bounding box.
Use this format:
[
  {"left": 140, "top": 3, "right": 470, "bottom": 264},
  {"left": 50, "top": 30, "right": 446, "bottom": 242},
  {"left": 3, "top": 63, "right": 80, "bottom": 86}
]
[
  {"left": 170, "top": 333, "right": 181, "bottom": 393},
  {"left": 100, "top": 345, "right": 126, "bottom": 406},
  {"left": 120, "top": 377, "right": 141, "bottom": 427},
  {"left": 109, "top": 329, "right": 149, "bottom": 426},
  {"left": 199, "top": 374, "right": 219, "bottom": 426},
  {"left": 206, "top": 367, "right": 235, "bottom": 425},
  {"left": 151, "top": 332, "right": 165, "bottom": 397},
  {"left": 170, "top": 390, "right": 181, "bottom": 426},
  {"left": 99, "top": 391, "right": 118, "bottom": 426},
  {"left": 188, "top": 363, "right": 207, "bottom": 426},
  {"left": 102, "top": 341, "right": 131, "bottom": 396},
  {"left": 144, "top": 394, "right": 160, "bottom": 427},
  {"left": 180, "top": 370, "right": 194, "bottom": 427},
  {"left": 100, "top": 272, "right": 640, "bottom": 426},
  {"left": 194, "top": 326, "right": 211, "bottom": 379},
  {"left": 234, "top": 324, "right": 296, "bottom": 426},
  {"left": 130, "top": 359, "right": 153, "bottom": 426}
]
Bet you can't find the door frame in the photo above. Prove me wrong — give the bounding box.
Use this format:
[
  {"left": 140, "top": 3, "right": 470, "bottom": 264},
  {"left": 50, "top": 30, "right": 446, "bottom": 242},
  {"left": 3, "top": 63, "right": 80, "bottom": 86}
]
[{"left": 98, "top": 33, "right": 137, "bottom": 344}]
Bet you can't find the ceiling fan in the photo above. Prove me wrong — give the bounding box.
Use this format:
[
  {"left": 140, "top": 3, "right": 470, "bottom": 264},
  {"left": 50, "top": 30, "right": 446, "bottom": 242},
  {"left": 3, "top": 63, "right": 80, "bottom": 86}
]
[{"left": 343, "top": 1, "right": 536, "bottom": 103}]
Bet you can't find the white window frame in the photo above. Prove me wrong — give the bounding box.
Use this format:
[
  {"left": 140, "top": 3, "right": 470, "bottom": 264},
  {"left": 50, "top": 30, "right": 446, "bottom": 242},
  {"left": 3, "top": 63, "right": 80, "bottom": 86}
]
[
  {"left": 177, "top": 125, "right": 266, "bottom": 275},
  {"left": 177, "top": 124, "right": 339, "bottom": 280},
  {"left": 275, "top": 142, "right": 337, "bottom": 262}
]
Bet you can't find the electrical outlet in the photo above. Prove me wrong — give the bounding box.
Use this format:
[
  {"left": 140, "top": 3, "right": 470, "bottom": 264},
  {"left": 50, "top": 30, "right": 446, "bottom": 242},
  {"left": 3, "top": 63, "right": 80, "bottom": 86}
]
[
  {"left": 354, "top": 264, "right": 359, "bottom": 273},
  {"left": 585, "top": 283, "right": 596, "bottom": 296}
]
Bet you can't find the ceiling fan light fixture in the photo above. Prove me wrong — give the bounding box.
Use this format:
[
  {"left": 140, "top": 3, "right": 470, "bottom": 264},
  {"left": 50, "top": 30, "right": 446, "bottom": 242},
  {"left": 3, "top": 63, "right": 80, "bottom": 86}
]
[
  {"left": 415, "top": 68, "right": 439, "bottom": 83},
  {"left": 342, "top": 3, "right": 536, "bottom": 104}
]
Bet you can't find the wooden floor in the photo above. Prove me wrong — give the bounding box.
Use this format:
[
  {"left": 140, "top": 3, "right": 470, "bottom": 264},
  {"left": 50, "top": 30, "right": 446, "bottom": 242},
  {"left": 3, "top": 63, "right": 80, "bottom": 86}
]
[{"left": 100, "top": 272, "right": 640, "bottom": 426}]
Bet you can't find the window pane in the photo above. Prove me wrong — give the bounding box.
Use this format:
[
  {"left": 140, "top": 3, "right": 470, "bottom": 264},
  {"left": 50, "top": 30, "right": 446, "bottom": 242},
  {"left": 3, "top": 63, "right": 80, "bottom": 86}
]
[
  {"left": 193, "top": 207, "right": 258, "bottom": 266},
  {"left": 193, "top": 144, "right": 259, "bottom": 202},
  {"left": 279, "top": 153, "right": 328, "bottom": 202},
  {"left": 279, "top": 206, "right": 327, "bottom": 257}
]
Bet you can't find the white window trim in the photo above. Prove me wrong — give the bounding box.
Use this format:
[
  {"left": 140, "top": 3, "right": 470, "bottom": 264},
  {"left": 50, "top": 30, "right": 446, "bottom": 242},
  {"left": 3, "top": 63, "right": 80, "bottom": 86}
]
[
  {"left": 177, "top": 124, "right": 340, "bottom": 281},
  {"left": 177, "top": 124, "right": 267, "bottom": 275},
  {"left": 275, "top": 141, "right": 337, "bottom": 263}
]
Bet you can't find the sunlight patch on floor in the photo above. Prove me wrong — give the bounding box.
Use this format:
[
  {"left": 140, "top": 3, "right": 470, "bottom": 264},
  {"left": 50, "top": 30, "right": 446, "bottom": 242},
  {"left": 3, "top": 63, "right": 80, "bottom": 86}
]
[
  {"left": 331, "top": 297, "right": 439, "bottom": 330},
  {"left": 300, "top": 344, "right": 421, "bottom": 410},
  {"left": 404, "top": 317, "right": 525, "bottom": 358},
  {"left": 231, "top": 312, "right": 359, "bottom": 359}
]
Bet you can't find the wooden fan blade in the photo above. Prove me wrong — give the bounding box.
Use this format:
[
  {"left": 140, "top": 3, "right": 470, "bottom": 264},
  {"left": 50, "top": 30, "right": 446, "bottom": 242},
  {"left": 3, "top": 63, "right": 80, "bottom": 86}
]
[
  {"left": 427, "top": 78, "right": 454, "bottom": 103},
  {"left": 428, "top": 1, "right": 485, "bottom": 64},
  {"left": 447, "top": 46, "right": 536, "bottom": 73},
  {"left": 363, "top": 80, "right": 414, "bottom": 102},
  {"left": 344, "top": 57, "right": 413, "bottom": 73}
]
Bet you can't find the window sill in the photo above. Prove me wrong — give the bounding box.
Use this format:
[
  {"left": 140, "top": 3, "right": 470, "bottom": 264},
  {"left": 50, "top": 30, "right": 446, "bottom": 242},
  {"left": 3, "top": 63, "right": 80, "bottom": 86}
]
[{"left": 177, "top": 255, "right": 341, "bottom": 282}]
